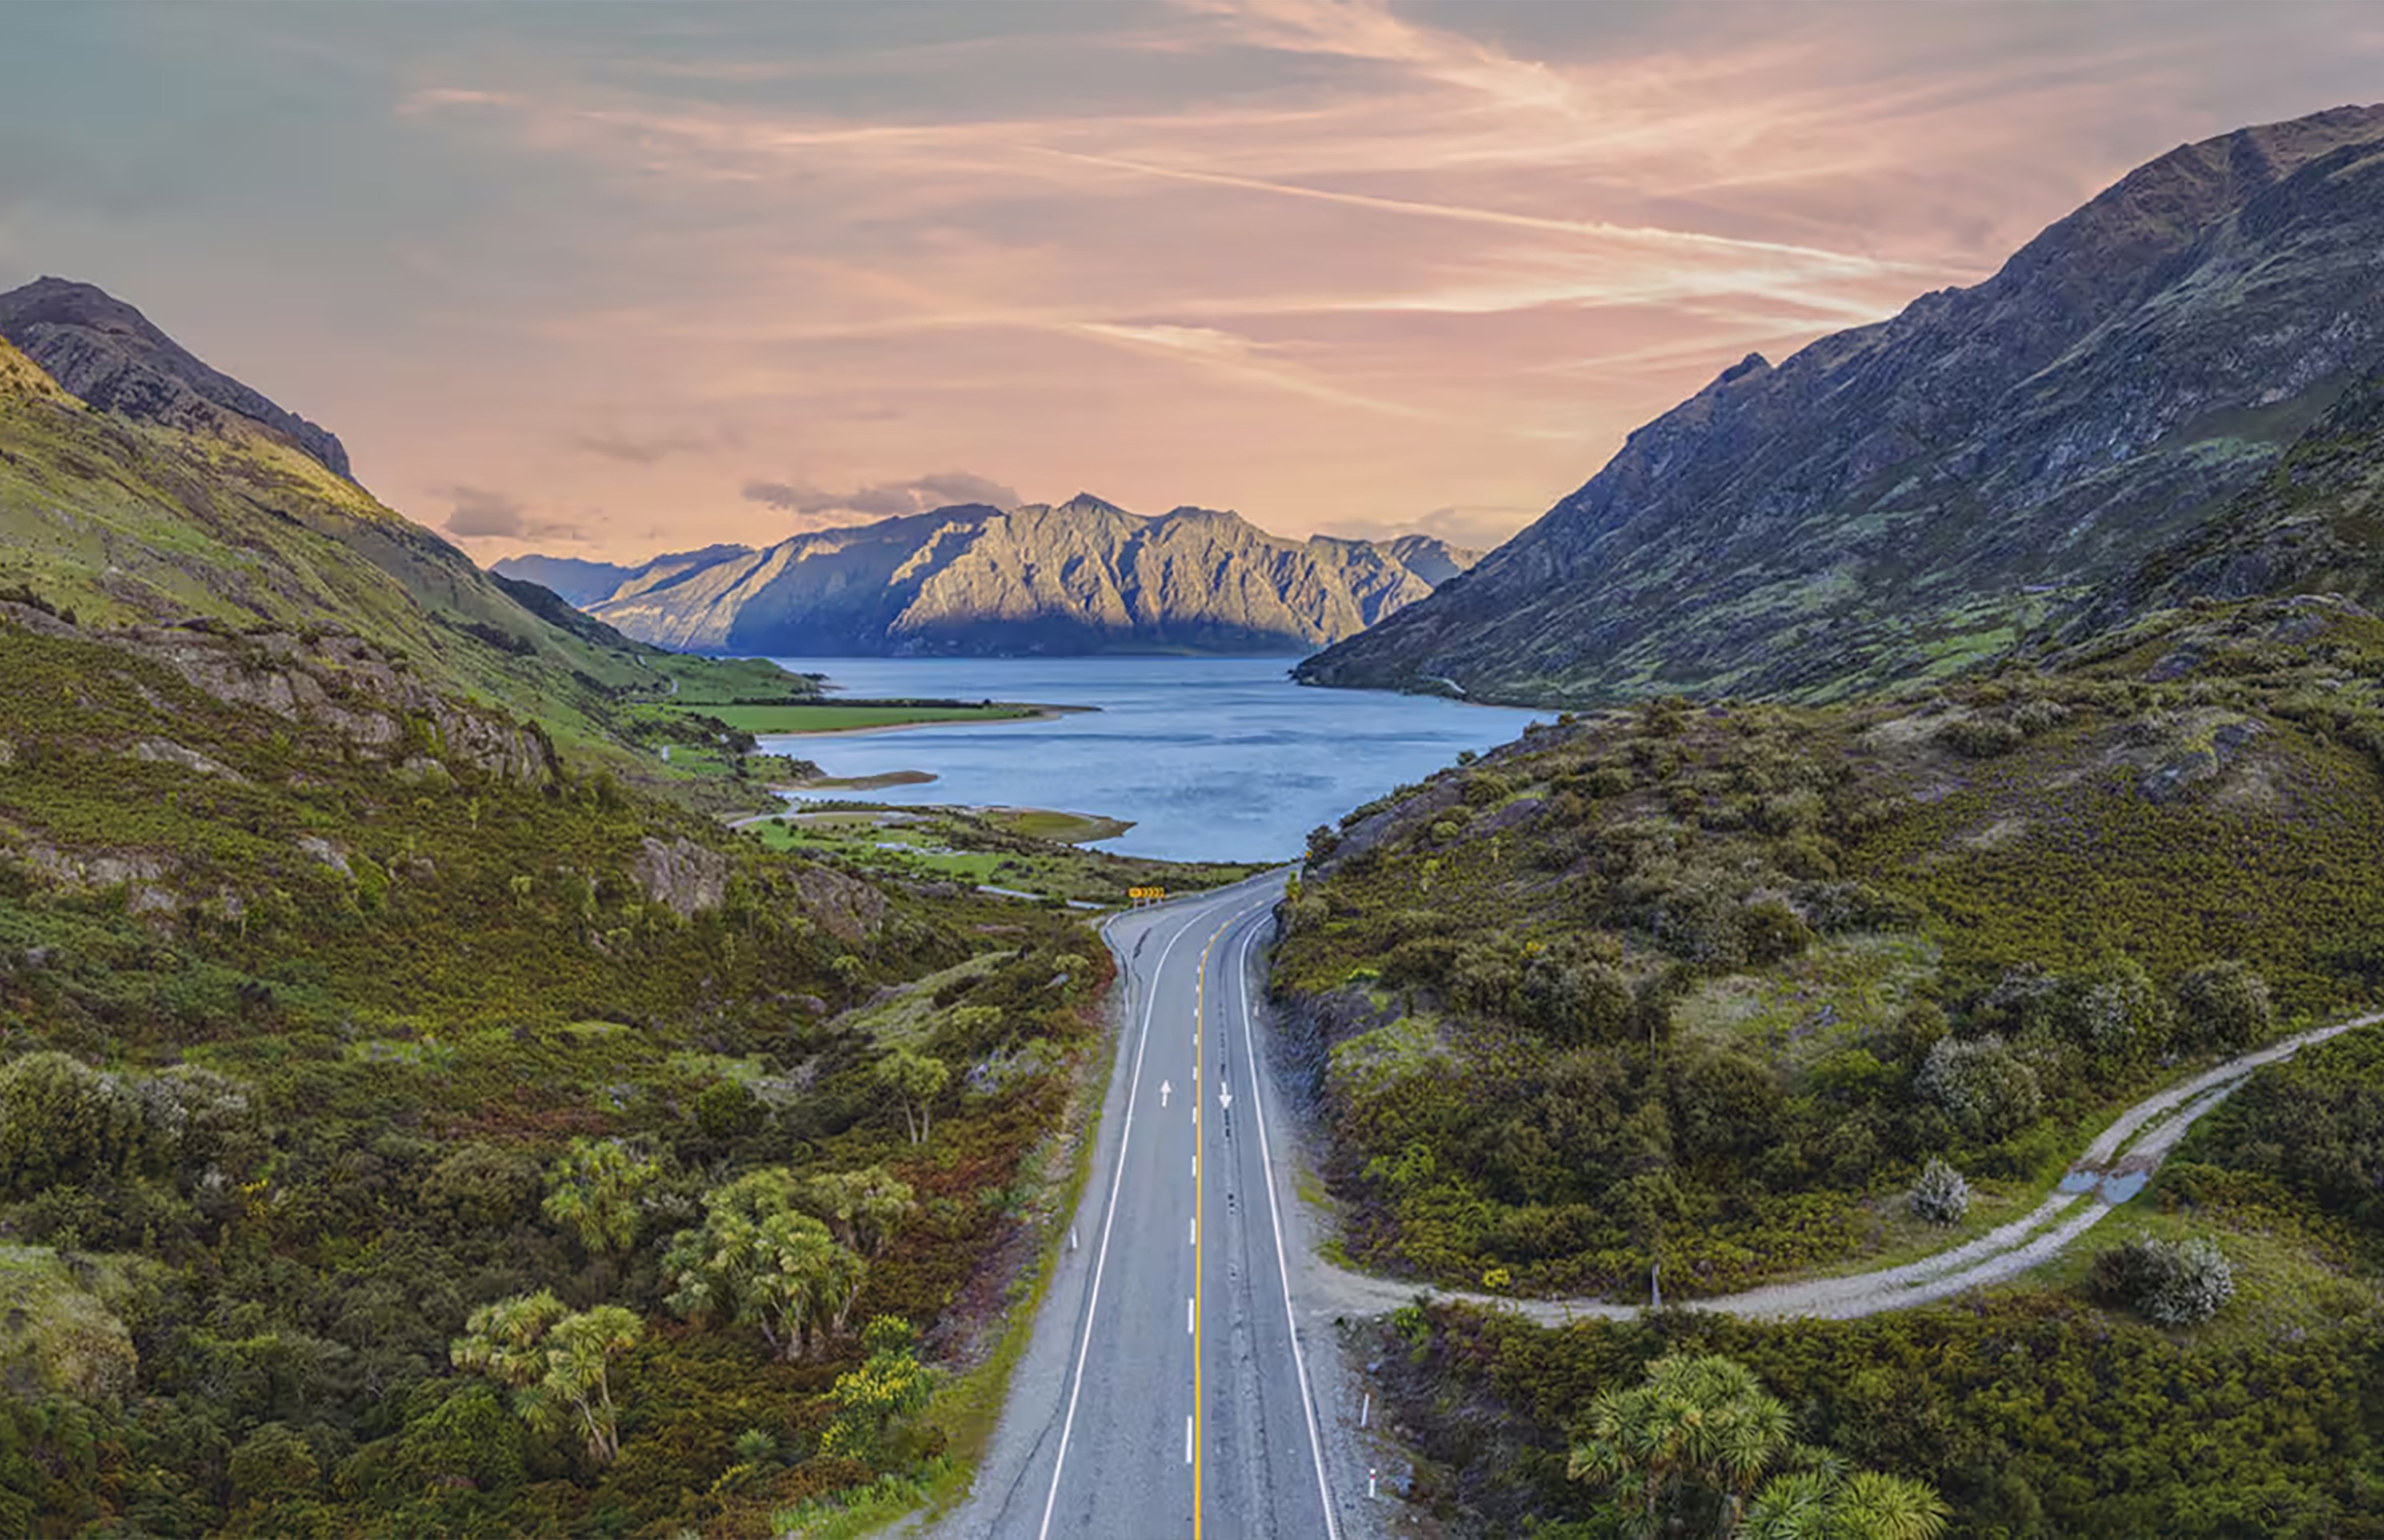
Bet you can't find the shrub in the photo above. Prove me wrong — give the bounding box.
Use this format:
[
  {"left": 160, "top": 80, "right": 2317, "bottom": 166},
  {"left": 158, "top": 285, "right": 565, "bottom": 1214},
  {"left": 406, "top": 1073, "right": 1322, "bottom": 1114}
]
[
  {"left": 1939, "top": 715, "right": 2025, "bottom": 758},
  {"left": 1908, "top": 1158, "right": 1970, "bottom": 1225},
  {"left": 1739, "top": 899, "right": 1813, "bottom": 965},
  {"left": 2174, "top": 961, "right": 2274, "bottom": 1053},
  {"left": 1516, "top": 958, "right": 1632, "bottom": 1043},
  {"left": 2056, "top": 957, "right": 2171, "bottom": 1068},
  {"left": 1916, "top": 1036, "right": 2042, "bottom": 1141},
  {"left": 0, "top": 1052, "right": 148, "bottom": 1197},
  {"left": 2093, "top": 1236, "right": 2235, "bottom": 1325},
  {"left": 1462, "top": 774, "right": 1514, "bottom": 808}
]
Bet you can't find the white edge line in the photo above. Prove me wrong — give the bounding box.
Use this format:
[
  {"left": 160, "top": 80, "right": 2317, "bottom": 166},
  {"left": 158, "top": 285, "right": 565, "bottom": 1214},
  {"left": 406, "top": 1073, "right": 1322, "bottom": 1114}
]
[
  {"left": 1232, "top": 903, "right": 1342, "bottom": 1540},
  {"left": 1036, "top": 898, "right": 1213, "bottom": 1540}
]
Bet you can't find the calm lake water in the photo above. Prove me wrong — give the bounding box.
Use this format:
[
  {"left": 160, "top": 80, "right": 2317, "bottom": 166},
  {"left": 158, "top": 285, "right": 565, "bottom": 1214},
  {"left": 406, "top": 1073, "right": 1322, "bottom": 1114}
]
[{"left": 757, "top": 657, "right": 1544, "bottom": 862}]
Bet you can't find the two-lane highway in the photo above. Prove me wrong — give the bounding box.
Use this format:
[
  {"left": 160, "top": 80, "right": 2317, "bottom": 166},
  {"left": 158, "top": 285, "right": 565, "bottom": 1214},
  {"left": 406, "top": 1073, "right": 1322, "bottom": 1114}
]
[{"left": 940, "top": 871, "right": 1341, "bottom": 1540}]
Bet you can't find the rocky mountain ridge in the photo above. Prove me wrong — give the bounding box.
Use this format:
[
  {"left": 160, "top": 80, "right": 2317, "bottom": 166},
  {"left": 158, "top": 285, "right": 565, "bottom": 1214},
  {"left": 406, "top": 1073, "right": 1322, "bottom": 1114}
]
[
  {"left": 1295, "top": 103, "right": 2384, "bottom": 706},
  {"left": 0, "top": 275, "right": 353, "bottom": 479},
  {"left": 527, "top": 496, "right": 1477, "bottom": 655}
]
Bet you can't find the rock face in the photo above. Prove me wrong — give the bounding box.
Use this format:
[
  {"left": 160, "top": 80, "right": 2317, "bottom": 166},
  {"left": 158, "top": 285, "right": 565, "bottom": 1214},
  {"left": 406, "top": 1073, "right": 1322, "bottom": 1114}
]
[
  {"left": 1295, "top": 103, "right": 2384, "bottom": 706},
  {"left": 631, "top": 837, "right": 731, "bottom": 919},
  {"left": 0, "top": 601, "right": 557, "bottom": 786},
  {"left": 2105, "top": 361, "right": 2384, "bottom": 617},
  {"left": 562, "top": 496, "right": 1476, "bottom": 655},
  {"left": 0, "top": 276, "right": 352, "bottom": 480}
]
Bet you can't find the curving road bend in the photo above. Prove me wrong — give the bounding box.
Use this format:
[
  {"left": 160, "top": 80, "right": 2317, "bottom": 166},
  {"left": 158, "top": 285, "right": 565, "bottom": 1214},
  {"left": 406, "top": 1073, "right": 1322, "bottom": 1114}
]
[
  {"left": 932, "top": 871, "right": 1351, "bottom": 1540},
  {"left": 931, "top": 861, "right": 2381, "bottom": 1537}
]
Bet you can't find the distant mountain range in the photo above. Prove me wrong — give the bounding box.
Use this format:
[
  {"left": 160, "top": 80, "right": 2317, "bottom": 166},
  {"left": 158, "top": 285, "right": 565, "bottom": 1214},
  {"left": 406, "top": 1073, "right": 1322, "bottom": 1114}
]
[
  {"left": 497, "top": 501, "right": 1477, "bottom": 656},
  {"left": 1296, "top": 103, "right": 2384, "bottom": 706}
]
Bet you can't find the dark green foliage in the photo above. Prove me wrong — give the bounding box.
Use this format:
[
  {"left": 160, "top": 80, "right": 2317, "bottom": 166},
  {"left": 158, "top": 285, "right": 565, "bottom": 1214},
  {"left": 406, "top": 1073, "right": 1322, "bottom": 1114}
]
[
  {"left": 1915, "top": 1036, "right": 2040, "bottom": 1141},
  {"left": 1275, "top": 605, "right": 2384, "bottom": 1295},
  {"left": 0, "top": 610, "right": 1118, "bottom": 1531},
  {"left": 2175, "top": 960, "right": 2277, "bottom": 1052},
  {"left": 0, "top": 1051, "right": 147, "bottom": 1197},
  {"left": 1379, "top": 1297, "right": 2384, "bottom": 1540},
  {"left": 2181, "top": 1027, "right": 2384, "bottom": 1251},
  {"left": 2091, "top": 1236, "right": 2236, "bottom": 1325}
]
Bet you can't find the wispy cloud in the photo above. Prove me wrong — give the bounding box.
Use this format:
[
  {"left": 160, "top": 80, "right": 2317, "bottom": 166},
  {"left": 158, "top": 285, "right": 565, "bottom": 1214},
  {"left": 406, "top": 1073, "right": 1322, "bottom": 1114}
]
[
  {"left": 345, "top": 2, "right": 2384, "bottom": 556},
  {"left": 741, "top": 470, "right": 1021, "bottom": 520},
  {"left": 565, "top": 426, "right": 716, "bottom": 464},
  {"left": 440, "top": 485, "right": 580, "bottom": 541}
]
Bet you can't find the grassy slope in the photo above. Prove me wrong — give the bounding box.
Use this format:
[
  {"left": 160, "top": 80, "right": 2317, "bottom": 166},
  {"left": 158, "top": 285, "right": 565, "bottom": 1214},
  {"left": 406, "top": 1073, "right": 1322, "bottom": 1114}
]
[
  {"left": 0, "top": 336, "right": 802, "bottom": 809},
  {"left": 1373, "top": 1025, "right": 2384, "bottom": 1538},
  {"left": 1326, "top": 602, "right": 2384, "bottom": 1540},
  {"left": 1273, "top": 596, "right": 2384, "bottom": 1298}
]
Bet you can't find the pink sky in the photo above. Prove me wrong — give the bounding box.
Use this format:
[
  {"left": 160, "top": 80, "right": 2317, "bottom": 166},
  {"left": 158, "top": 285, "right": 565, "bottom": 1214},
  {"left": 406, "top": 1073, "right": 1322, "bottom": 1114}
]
[{"left": 9, "top": 2, "right": 2384, "bottom": 558}]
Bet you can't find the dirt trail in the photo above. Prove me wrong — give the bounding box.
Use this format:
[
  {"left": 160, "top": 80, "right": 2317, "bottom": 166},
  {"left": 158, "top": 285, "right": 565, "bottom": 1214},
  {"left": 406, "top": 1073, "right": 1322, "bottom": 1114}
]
[{"left": 1292, "top": 1013, "right": 2381, "bottom": 1328}]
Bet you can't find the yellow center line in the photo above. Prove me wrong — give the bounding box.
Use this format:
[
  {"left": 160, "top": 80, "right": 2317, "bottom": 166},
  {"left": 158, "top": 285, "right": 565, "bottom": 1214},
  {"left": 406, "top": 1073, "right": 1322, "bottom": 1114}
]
[
  {"left": 1193, "top": 920, "right": 1211, "bottom": 1540},
  {"left": 1192, "top": 899, "right": 1264, "bottom": 1538}
]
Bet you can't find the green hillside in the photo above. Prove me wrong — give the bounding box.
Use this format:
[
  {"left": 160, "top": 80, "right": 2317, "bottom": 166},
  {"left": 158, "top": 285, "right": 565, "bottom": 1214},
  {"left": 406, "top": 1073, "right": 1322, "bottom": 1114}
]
[
  {"left": 0, "top": 335, "right": 805, "bottom": 808},
  {"left": 0, "top": 310, "right": 1204, "bottom": 1534},
  {"left": 1275, "top": 595, "right": 2384, "bottom": 1298},
  {"left": 0, "top": 596, "right": 1131, "bottom": 1533}
]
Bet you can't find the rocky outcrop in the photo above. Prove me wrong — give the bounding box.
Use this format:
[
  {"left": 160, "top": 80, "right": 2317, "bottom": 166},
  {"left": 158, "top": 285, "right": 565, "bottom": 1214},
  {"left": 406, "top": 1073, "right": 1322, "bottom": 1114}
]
[
  {"left": 557, "top": 496, "right": 1476, "bottom": 655},
  {"left": 1296, "top": 103, "right": 2384, "bottom": 706},
  {"left": 790, "top": 862, "right": 886, "bottom": 944},
  {"left": 0, "top": 276, "right": 352, "bottom": 479},
  {"left": 2105, "top": 362, "right": 2384, "bottom": 618},
  {"left": 0, "top": 603, "right": 554, "bottom": 786},
  {"left": 631, "top": 837, "right": 731, "bottom": 919}
]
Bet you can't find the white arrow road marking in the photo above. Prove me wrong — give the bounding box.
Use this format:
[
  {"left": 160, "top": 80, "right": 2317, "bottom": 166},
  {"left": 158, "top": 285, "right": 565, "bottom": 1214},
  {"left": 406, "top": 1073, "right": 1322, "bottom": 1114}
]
[
  {"left": 1160, "top": 1080, "right": 1172, "bottom": 1108},
  {"left": 1220, "top": 1088, "right": 1233, "bottom": 1113}
]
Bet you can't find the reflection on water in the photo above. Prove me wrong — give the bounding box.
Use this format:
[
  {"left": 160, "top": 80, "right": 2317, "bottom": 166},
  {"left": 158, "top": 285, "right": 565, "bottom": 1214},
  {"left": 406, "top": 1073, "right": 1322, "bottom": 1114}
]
[{"left": 758, "top": 656, "right": 1544, "bottom": 862}]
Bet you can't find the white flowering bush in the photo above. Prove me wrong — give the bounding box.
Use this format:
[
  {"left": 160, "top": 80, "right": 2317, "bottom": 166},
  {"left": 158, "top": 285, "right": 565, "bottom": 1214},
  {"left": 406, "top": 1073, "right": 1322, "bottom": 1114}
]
[
  {"left": 1908, "top": 1158, "right": 1971, "bottom": 1226},
  {"left": 2093, "top": 1236, "right": 2235, "bottom": 1325}
]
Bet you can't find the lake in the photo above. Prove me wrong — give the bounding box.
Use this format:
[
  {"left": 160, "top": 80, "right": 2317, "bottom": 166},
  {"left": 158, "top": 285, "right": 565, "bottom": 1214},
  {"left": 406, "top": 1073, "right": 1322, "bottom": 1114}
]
[{"left": 756, "top": 657, "right": 1545, "bottom": 862}]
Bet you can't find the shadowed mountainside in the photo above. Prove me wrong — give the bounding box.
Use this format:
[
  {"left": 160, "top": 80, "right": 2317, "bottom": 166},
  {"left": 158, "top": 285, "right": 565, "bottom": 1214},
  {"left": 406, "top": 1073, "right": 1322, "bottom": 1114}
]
[
  {"left": 0, "top": 275, "right": 352, "bottom": 480},
  {"left": 1296, "top": 103, "right": 2384, "bottom": 706},
  {"left": 2101, "top": 359, "right": 2384, "bottom": 620},
  {"left": 495, "top": 546, "right": 754, "bottom": 609}
]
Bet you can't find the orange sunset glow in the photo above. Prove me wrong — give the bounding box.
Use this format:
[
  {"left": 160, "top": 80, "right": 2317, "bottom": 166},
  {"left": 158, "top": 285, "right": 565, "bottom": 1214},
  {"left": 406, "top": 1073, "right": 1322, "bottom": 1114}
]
[{"left": 10, "top": 1, "right": 2384, "bottom": 558}]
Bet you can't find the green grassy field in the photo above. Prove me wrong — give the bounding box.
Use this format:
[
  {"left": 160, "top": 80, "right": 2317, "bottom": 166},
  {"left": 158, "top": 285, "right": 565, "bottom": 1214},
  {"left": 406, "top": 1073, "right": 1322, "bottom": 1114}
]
[
  {"left": 639, "top": 653, "right": 824, "bottom": 706},
  {"left": 709, "top": 702, "right": 1047, "bottom": 735}
]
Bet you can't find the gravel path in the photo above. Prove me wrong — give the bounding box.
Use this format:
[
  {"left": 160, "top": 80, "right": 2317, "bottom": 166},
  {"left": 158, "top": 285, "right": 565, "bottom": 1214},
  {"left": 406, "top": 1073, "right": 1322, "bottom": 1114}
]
[{"left": 1289, "top": 1012, "right": 2381, "bottom": 1330}]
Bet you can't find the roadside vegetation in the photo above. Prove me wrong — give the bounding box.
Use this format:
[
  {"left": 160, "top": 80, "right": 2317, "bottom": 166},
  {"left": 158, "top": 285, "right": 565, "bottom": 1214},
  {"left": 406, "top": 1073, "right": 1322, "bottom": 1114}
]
[
  {"left": 1367, "top": 1016, "right": 2384, "bottom": 1537},
  {"left": 1274, "top": 595, "right": 2384, "bottom": 1301},
  {"left": 1296, "top": 595, "right": 2384, "bottom": 1536},
  {"left": 0, "top": 609, "right": 1128, "bottom": 1535}
]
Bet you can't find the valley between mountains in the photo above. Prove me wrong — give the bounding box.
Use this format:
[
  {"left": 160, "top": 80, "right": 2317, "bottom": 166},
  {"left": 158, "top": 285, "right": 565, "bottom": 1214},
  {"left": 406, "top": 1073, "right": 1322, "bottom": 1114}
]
[{"left": 7, "top": 99, "right": 2384, "bottom": 1540}]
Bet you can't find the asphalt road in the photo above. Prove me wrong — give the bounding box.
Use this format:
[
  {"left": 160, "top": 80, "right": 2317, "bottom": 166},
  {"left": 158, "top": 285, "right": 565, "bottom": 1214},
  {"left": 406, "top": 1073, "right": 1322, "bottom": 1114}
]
[{"left": 937, "top": 871, "right": 1343, "bottom": 1540}]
